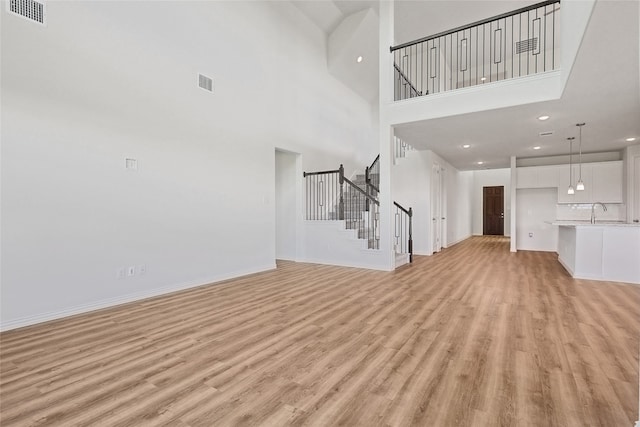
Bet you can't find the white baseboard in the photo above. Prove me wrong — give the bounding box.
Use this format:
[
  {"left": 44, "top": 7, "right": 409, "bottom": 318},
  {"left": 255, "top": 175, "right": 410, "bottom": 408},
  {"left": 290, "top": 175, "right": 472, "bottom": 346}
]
[
  {"left": 445, "top": 235, "right": 472, "bottom": 248},
  {"left": 557, "top": 256, "right": 575, "bottom": 276},
  {"left": 299, "top": 256, "right": 392, "bottom": 271},
  {"left": 0, "top": 264, "right": 276, "bottom": 332},
  {"left": 413, "top": 235, "right": 472, "bottom": 256}
]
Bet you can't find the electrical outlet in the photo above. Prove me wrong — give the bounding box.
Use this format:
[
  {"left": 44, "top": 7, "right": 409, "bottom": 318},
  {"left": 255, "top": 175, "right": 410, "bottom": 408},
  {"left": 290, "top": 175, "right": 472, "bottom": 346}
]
[
  {"left": 529, "top": 232, "right": 534, "bottom": 237},
  {"left": 139, "top": 264, "right": 146, "bottom": 275},
  {"left": 116, "top": 267, "right": 126, "bottom": 279},
  {"left": 127, "top": 266, "right": 135, "bottom": 277}
]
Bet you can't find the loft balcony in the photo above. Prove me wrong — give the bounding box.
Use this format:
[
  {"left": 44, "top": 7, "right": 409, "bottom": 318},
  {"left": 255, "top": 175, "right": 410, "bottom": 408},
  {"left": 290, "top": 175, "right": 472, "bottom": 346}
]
[{"left": 391, "top": 0, "right": 561, "bottom": 101}]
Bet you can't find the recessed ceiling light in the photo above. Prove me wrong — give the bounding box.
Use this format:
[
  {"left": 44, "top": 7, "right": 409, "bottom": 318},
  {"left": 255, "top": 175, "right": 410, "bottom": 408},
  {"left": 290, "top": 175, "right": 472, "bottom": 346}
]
[
  {"left": 626, "top": 137, "right": 637, "bottom": 142},
  {"left": 480, "top": 77, "right": 487, "bottom": 81},
  {"left": 533, "top": 146, "right": 541, "bottom": 150},
  {"left": 477, "top": 161, "right": 484, "bottom": 165},
  {"left": 462, "top": 144, "right": 471, "bottom": 149},
  {"left": 538, "top": 115, "right": 550, "bottom": 121},
  {"left": 356, "top": 56, "right": 363, "bottom": 63}
]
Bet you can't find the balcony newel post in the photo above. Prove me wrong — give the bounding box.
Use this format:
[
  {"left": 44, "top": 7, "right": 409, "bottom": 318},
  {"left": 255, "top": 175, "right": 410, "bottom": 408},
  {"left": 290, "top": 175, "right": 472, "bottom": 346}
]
[
  {"left": 408, "top": 207, "right": 413, "bottom": 263},
  {"left": 338, "top": 164, "right": 345, "bottom": 220}
]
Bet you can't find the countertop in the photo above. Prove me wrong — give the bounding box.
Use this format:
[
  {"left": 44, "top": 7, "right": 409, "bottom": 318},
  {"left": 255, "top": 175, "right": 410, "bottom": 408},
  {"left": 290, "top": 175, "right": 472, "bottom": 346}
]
[{"left": 550, "top": 220, "right": 640, "bottom": 227}]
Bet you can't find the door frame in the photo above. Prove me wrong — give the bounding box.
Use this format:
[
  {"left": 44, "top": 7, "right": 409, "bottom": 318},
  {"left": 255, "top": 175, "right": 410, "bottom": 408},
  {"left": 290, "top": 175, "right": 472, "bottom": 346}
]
[
  {"left": 275, "top": 148, "right": 303, "bottom": 261},
  {"left": 431, "top": 163, "right": 442, "bottom": 253},
  {"left": 482, "top": 185, "right": 505, "bottom": 236}
]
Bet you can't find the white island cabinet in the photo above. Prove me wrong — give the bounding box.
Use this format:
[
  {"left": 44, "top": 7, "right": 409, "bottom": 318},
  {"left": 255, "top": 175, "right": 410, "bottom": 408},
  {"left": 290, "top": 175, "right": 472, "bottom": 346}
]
[{"left": 555, "top": 222, "right": 640, "bottom": 284}]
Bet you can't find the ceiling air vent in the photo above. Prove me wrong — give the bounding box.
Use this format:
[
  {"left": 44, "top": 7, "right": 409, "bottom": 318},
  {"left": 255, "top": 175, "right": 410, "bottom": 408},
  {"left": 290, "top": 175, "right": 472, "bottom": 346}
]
[
  {"left": 198, "top": 74, "right": 213, "bottom": 93},
  {"left": 539, "top": 131, "right": 554, "bottom": 137},
  {"left": 7, "top": 0, "right": 46, "bottom": 25},
  {"left": 515, "top": 37, "right": 538, "bottom": 54}
]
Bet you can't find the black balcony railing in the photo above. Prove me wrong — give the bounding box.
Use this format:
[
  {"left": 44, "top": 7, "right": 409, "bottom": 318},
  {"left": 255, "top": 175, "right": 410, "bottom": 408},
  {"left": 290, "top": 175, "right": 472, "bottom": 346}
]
[{"left": 391, "top": 0, "right": 560, "bottom": 101}]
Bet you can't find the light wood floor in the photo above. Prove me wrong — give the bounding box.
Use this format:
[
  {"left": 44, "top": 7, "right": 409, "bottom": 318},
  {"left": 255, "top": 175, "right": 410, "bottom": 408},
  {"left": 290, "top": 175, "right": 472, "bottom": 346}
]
[{"left": 1, "top": 236, "right": 639, "bottom": 426}]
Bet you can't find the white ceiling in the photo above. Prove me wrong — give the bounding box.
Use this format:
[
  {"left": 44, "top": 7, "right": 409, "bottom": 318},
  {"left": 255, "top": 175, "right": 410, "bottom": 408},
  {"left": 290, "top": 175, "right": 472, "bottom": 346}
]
[
  {"left": 394, "top": 0, "right": 540, "bottom": 45},
  {"left": 294, "top": 0, "right": 640, "bottom": 171},
  {"left": 394, "top": 0, "right": 640, "bottom": 170},
  {"left": 291, "top": 0, "right": 378, "bottom": 34}
]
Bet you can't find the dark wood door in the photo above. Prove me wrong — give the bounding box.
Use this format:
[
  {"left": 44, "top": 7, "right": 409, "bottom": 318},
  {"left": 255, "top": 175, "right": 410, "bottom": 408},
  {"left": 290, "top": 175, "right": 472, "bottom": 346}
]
[{"left": 483, "top": 186, "right": 504, "bottom": 235}]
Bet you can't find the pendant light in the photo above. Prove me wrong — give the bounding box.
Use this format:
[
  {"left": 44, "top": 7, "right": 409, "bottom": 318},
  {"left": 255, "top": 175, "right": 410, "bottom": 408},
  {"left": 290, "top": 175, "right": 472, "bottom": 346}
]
[
  {"left": 576, "top": 123, "right": 586, "bottom": 191},
  {"left": 567, "top": 137, "right": 575, "bottom": 195}
]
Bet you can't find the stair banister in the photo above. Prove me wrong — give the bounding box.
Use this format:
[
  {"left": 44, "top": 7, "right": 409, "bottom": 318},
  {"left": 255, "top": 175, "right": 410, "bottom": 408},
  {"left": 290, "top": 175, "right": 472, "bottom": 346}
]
[
  {"left": 338, "top": 164, "right": 345, "bottom": 220},
  {"left": 393, "top": 201, "right": 414, "bottom": 263}
]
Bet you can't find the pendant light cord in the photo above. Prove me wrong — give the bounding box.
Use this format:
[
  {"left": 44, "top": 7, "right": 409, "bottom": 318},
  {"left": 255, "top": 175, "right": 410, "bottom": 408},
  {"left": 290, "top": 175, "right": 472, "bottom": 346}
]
[
  {"left": 577, "top": 123, "right": 585, "bottom": 180},
  {"left": 569, "top": 137, "right": 573, "bottom": 184}
]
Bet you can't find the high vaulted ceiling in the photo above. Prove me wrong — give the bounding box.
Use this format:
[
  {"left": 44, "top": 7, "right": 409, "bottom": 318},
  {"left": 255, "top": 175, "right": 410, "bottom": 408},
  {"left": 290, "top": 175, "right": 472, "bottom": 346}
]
[{"left": 294, "top": 0, "right": 640, "bottom": 170}]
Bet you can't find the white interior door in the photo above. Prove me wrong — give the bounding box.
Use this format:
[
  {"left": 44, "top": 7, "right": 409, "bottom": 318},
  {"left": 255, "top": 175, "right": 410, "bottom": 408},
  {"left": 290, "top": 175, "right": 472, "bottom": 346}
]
[
  {"left": 432, "top": 163, "right": 441, "bottom": 253},
  {"left": 440, "top": 167, "right": 447, "bottom": 248},
  {"left": 275, "top": 150, "right": 298, "bottom": 260},
  {"left": 634, "top": 156, "right": 640, "bottom": 223}
]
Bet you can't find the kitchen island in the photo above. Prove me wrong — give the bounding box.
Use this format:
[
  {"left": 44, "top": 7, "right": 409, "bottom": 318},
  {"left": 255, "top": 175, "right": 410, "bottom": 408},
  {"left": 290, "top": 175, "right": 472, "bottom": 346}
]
[{"left": 554, "top": 221, "right": 640, "bottom": 284}]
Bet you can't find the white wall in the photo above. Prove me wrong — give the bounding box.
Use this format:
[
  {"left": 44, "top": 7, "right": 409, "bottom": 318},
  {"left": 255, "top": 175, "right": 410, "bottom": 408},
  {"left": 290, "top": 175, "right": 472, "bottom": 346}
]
[
  {"left": 391, "top": 149, "right": 472, "bottom": 255},
  {"left": 472, "top": 168, "right": 512, "bottom": 236},
  {"left": 446, "top": 169, "right": 474, "bottom": 246},
  {"left": 391, "top": 150, "right": 430, "bottom": 254},
  {"left": 301, "top": 221, "right": 390, "bottom": 270},
  {"left": 624, "top": 144, "right": 640, "bottom": 223},
  {"left": 516, "top": 189, "right": 558, "bottom": 252},
  {"left": 275, "top": 151, "right": 297, "bottom": 260},
  {"left": 0, "top": 1, "right": 378, "bottom": 329},
  {"left": 385, "top": 0, "right": 596, "bottom": 126}
]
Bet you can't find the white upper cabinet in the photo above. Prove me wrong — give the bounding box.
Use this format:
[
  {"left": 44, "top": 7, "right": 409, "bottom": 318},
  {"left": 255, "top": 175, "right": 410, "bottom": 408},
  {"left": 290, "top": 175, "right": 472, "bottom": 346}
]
[
  {"left": 557, "top": 163, "right": 592, "bottom": 203},
  {"left": 537, "top": 165, "right": 561, "bottom": 188},
  {"left": 591, "top": 161, "right": 624, "bottom": 203},
  {"left": 516, "top": 165, "right": 560, "bottom": 189},
  {"left": 517, "top": 160, "right": 623, "bottom": 204}
]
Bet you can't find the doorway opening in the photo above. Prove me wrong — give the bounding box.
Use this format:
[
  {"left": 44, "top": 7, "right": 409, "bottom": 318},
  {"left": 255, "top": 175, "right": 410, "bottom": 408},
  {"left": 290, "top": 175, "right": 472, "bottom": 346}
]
[
  {"left": 431, "top": 163, "right": 447, "bottom": 253},
  {"left": 483, "top": 186, "right": 504, "bottom": 235},
  {"left": 275, "top": 149, "right": 300, "bottom": 261}
]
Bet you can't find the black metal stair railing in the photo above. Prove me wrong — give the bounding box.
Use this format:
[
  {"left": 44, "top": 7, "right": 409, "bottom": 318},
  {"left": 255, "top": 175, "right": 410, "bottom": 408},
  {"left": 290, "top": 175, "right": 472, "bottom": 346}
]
[
  {"left": 365, "top": 154, "right": 380, "bottom": 195},
  {"left": 303, "top": 164, "right": 379, "bottom": 249},
  {"left": 394, "top": 137, "right": 412, "bottom": 161},
  {"left": 391, "top": 0, "right": 561, "bottom": 101},
  {"left": 302, "top": 165, "right": 344, "bottom": 220},
  {"left": 343, "top": 177, "right": 380, "bottom": 249},
  {"left": 394, "top": 202, "right": 413, "bottom": 263},
  {"left": 303, "top": 161, "right": 413, "bottom": 259},
  {"left": 394, "top": 63, "right": 422, "bottom": 100}
]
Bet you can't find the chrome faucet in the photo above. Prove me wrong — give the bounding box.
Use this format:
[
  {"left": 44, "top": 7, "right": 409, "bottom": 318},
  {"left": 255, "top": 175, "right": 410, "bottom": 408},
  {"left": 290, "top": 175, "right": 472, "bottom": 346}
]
[{"left": 591, "top": 202, "right": 607, "bottom": 224}]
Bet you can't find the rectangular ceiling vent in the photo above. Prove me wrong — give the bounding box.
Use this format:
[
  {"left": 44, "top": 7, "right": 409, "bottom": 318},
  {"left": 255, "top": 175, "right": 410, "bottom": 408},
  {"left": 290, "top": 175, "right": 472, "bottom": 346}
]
[
  {"left": 7, "top": 0, "right": 46, "bottom": 25},
  {"left": 515, "top": 37, "right": 538, "bottom": 54},
  {"left": 539, "top": 131, "right": 554, "bottom": 137},
  {"left": 198, "top": 74, "right": 213, "bottom": 93}
]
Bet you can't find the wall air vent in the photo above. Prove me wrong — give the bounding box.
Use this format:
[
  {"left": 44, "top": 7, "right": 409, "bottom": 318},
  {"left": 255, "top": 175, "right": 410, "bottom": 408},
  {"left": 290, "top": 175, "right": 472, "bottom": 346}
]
[
  {"left": 515, "top": 37, "right": 538, "bottom": 54},
  {"left": 539, "top": 131, "right": 554, "bottom": 137},
  {"left": 7, "top": 0, "right": 46, "bottom": 25},
  {"left": 198, "top": 74, "right": 213, "bottom": 92}
]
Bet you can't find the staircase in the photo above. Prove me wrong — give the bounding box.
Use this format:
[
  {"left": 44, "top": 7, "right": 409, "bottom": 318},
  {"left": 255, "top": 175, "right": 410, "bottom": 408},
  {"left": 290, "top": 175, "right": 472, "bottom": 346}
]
[
  {"left": 303, "top": 149, "right": 413, "bottom": 262},
  {"left": 345, "top": 173, "right": 379, "bottom": 249}
]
